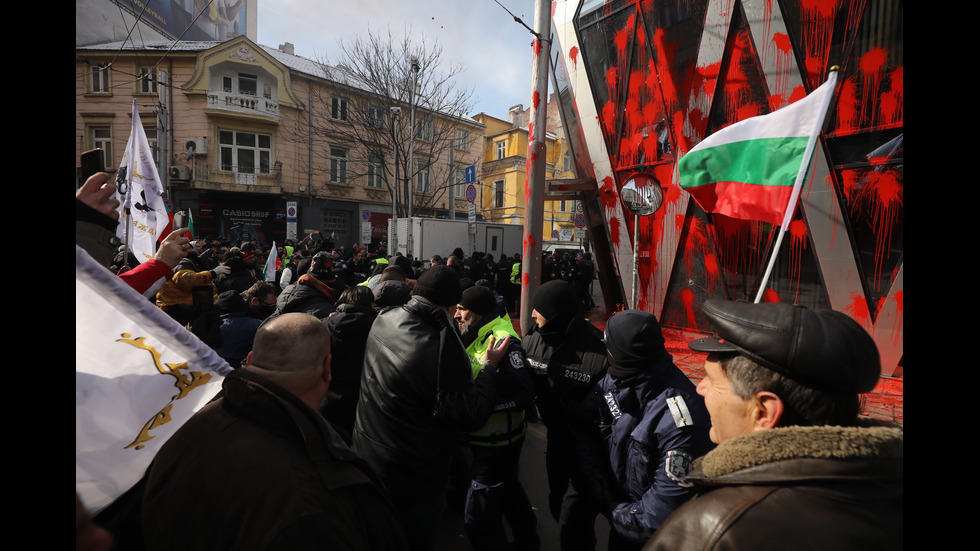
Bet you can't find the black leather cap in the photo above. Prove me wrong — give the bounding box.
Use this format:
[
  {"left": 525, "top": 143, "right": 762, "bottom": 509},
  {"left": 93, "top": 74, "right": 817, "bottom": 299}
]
[{"left": 689, "top": 299, "right": 881, "bottom": 394}]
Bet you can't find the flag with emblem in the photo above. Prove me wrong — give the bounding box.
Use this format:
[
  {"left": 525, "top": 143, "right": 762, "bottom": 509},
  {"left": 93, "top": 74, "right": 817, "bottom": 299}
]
[
  {"left": 115, "top": 99, "right": 169, "bottom": 262},
  {"left": 76, "top": 245, "right": 231, "bottom": 514}
]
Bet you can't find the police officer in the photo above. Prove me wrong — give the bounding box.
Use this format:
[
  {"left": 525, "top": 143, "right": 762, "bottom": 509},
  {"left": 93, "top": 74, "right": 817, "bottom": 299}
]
[
  {"left": 454, "top": 285, "right": 539, "bottom": 551},
  {"left": 521, "top": 280, "right": 609, "bottom": 551}
]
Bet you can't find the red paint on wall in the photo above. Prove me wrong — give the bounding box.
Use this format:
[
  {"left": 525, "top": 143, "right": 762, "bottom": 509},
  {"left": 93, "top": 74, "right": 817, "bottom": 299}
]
[
  {"left": 891, "top": 289, "right": 903, "bottom": 346},
  {"left": 532, "top": 90, "right": 541, "bottom": 109},
  {"left": 845, "top": 292, "right": 872, "bottom": 331},
  {"left": 680, "top": 287, "right": 696, "bottom": 328},
  {"left": 848, "top": 167, "right": 903, "bottom": 287},
  {"left": 569, "top": 46, "right": 579, "bottom": 67},
  {"left": 788, "top": 218, "right": 809, "bottom": 302}
]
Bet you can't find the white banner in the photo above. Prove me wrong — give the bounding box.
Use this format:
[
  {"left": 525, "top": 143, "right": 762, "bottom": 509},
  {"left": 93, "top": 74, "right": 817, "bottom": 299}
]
[
  {"left": 115, "top": 99, "right": 168, "bottom": 263},
  {"left": 76, "top": 245, "right": 230, "bottom": 513}
]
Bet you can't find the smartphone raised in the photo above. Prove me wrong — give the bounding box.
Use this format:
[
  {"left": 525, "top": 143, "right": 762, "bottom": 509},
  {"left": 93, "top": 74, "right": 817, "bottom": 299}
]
[
  {"left": 173, "top": 210, "right": 188, "bottom": 230},
  {"left": 80, "top": 149, "right": 105, "bottom": 182}
]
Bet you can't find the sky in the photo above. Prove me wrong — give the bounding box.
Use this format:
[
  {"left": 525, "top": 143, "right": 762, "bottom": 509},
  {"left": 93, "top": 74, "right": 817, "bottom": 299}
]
[{"left": 257, "top": 0, "right": 541, "bottom": 119}]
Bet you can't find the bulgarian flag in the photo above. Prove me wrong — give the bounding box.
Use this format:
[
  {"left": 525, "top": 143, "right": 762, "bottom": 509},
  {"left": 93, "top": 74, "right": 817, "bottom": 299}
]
[
  {"left": 263, "top": 241, "right": 280, "bottom": 282},
  {"left": 679, "top": 70, "right": 838, "bottom": 226}
]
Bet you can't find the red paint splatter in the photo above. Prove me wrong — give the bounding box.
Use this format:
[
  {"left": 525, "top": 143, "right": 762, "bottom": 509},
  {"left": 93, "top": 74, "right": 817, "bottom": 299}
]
[
  {"left": 533, "top": 38, "right": 542, "bottom": 57},
  {"left": 614, "top": 27, "right": 629, "bottom": 54},
  {"left": 845, "top": 292, "right": 872, "bottom": 332},
  {"left": 680, "top": 287, "right": 696, "bottom": 328},
  {"left": 848, "top": 168, "right": 903, "bottom": 288},
  {"left": 532, "top": 90, "right": 541, "bottom": 109},
  {"left": 772, "top": 32, "right": 792, "bottom": 53},
  {"left": 761, "top": 288, "right": 781, "bottom": 303},
  {"left": 891, "top": 289, "right": 903, "bottom": 345},
  {"left": 569, "top": 46, "right": 578, "bottom": 67},
  {"left": 788, "top": 218, "right": 808, "bottom": 302}
]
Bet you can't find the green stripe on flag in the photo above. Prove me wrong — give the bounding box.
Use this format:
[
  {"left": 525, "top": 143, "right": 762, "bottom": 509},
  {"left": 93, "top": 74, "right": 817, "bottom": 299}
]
[{"left": 679, "top": 136, "right": 810, "bottom": 190}]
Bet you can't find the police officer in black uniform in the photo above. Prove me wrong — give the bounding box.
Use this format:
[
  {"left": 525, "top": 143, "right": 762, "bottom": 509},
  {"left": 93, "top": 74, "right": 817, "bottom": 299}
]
[{"left": 521, "top": 280, "right": 609, "bottom": 551}]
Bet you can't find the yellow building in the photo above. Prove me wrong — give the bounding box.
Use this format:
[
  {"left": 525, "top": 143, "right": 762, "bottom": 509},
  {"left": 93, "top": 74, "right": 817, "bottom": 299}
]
[
  {"left": 473, "top": 96, "right": 580, "bottom": 249},
  {"left": 76, "top": 35, "right": 484, "bottom": 252}
]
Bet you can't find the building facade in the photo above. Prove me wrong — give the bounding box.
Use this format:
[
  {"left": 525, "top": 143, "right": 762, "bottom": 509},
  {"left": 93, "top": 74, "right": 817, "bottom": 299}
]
[
  {"left": 474, "top": 96, "right": 583, "bottom": 250},
  {"left": 76, "top": 35, "right": 485, "bottom": 254},
  {"left": 547, "top": 0, "right": 903, "bottom": 381}
]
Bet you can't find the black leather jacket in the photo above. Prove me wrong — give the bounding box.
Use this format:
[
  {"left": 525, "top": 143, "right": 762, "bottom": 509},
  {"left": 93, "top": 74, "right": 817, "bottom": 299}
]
[
  {"left": 352, "top": 296, "right": 496, "bottom": 501},
  {"left": 643, "top": 421, "right": 903, "bottom": 551}
]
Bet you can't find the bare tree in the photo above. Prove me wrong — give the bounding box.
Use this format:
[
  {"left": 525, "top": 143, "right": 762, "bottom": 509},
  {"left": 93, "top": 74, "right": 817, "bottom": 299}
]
[{"left": 286, "top": 26, "right": 476, "bottom": 218}]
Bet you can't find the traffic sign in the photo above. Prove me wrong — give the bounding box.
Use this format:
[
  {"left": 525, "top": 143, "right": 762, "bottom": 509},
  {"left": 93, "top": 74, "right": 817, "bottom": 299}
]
[
  {"left": 574, "top": 214, "right": 586, "bottom": 228},
  {"left": 362, "top": 209, "right": 371, "bottom": 221},
  {"left": 466, "top": 184, "right": 477, "bottom": 203},
  {"left": 465, "top": 165, "right": 476, "bottom": 184}
]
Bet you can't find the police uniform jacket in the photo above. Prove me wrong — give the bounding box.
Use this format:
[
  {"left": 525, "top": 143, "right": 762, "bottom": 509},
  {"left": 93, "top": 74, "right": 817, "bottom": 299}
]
[
  {"left": 643, "top": 421, "right": 903, "bottom": 551},
  {"left": 593, "top": 353, "right": 714, "bottom": 543},
  {"left": 463, "top": 314, "right": 534, "bottom": 447}
]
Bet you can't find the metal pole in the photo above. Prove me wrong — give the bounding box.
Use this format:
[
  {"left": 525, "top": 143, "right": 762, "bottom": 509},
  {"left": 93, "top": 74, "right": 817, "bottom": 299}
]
[
  {"left": 406, "top": 59, "right": 420, "bottom": 259},
  {"left": 521, "top": 0, "right": 551, "bottom": 333},
  {"left": 631, "top": 220, "right": 639, "bottom": 309}
]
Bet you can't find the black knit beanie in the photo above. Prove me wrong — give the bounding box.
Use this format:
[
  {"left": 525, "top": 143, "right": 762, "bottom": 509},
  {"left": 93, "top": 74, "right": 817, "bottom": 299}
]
[
  {"left": 459, "top": 286, "right": 497, "bottom": 317},
  {"left": 604, "top": 310, "right": 666, "bottom": 377},
  {"left": 531, "top": 280, "right": 579, "bottom": 320},
  {"left": 411, "top": 264, "right": 462, "bottom": 307}
]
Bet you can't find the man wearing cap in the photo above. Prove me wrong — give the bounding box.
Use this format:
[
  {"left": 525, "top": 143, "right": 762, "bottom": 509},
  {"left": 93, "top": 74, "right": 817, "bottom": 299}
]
[
  {"left": 353, "top": 265, "right": 503, "bottom": 551},
  {"left": 589, "top": 310, "right": 714, "bottom": 550},
  {"left": 643, "top": 299, "right": 903, "bottom": 551},
  {"left": 521, "top": 280, "right": 609, "bottom": 551},
  {"left": 454, "top": 286, "right": 539, "bottom": 551}
]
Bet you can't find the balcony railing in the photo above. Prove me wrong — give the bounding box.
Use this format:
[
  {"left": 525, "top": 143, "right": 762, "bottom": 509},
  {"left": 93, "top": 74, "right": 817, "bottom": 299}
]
[
  {"left": 207, "top": 90, "right": 279, "bottom": 117},
  {"left": 184, "top": 162, "right": 281, "bottom": 191}
]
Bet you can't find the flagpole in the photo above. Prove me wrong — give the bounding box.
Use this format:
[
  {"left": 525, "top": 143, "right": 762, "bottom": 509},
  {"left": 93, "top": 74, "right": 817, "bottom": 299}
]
[
  {"left": 753, "top": 68, "right": 838, "bottom": 303},
  {"left": 122, "top": 99, "right": 139, "bottom": 266}
]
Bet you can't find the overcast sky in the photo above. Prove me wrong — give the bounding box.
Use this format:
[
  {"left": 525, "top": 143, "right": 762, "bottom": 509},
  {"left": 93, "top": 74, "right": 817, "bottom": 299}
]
[{"left": 256, "top": 0, "right": 540, "bottom": 119}]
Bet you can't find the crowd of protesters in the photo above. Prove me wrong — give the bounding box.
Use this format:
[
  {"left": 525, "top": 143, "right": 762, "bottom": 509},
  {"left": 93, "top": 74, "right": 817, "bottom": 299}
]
[{"left": 77, "top": 171, "right": 902, "bottom": 551}]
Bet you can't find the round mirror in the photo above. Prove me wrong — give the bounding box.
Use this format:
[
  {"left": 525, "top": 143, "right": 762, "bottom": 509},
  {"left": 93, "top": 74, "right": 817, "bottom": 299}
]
[{"left": 621, "top": 173, "right": 664, "bottom": 216}]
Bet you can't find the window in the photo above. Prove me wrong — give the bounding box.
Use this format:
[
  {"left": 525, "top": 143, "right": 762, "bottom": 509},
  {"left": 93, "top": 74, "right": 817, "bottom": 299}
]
[
  {"left": 563, "top": 152, "right": 573, "bottom": 173},
  {"left": 330, "top": 147, "right": 348, "bottom": 183},
  {"left": 496, "top": 140, "right": 506, "bottom": 159},
  {"left": 368, "top": 106, "right": 386, "bottom": 130},
  {"left": 415, "top": 118, "right": 432, "bottom": 141},
  {"left": 138, "top": 66, "right": 157, "bottom": 94},
  {"left": 223, "top": 76, "right": 233, "bottom": 93},
  {"left": 559, "top": 200, "right": 569, "bottom": 212},
  {"left": 219, "top": 130, "right": 272, "bottom": 174},
  {"left": 238, "top": 73, "right": 257, "bottom": 96},
  {"left": 144, "top": 127, "right": 159, "bottom": 164},
  {"left": 456, "top": 129, "right": 469, "bottom": 151},
  {"left": 332, "top": 97, "right": 349, "bottom": 121},
  {"left": 90, "top": 64, "right": 110, "bottom": 93},
  {"left": 91, "top": 127, "right": 112, "bottom": 168},
  {"left": 367, "top": 154, "right": 384, "bottom": 188},
  {"left": 452, "top": 166, "right": 466, "bottom": 198},
  {"left": 415, "top": 160, "right": 430, "bottom": 193},
  {"left": 493, "top": 180, "right": 505, "bottom": 208}
]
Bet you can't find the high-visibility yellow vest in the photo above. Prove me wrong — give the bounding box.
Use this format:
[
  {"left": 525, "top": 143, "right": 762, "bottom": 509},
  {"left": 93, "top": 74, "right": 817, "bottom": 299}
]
[{"left": 465, "top": 315, "right": 525, "bottom": 446}]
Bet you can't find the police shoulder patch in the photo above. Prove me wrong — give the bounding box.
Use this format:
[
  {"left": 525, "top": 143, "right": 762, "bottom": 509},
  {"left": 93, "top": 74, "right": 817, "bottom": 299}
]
[
  {"left": 665, "top": 395, "right": 694, "bottom": 428},
  {"left": 664, "top": 449, "right": 694, "bottom": 483}
]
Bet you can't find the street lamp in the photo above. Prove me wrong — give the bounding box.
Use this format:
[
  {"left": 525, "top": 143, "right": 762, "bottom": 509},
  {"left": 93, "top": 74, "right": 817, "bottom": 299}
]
[
  {"left": 407, "top": 57, "right": 420, "bottom": 258},
  {"left": 390, "top": 106, "right": 401, "bottom": 254}
]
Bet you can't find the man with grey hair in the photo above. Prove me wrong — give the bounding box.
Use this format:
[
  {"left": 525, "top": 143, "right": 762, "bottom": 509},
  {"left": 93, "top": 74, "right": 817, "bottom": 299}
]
[
  {"left": 643, "top": 300, "right": 903, "bottom": 551},
  {"left": 138, "top": 313, "right": 407, "bottom": 550}
]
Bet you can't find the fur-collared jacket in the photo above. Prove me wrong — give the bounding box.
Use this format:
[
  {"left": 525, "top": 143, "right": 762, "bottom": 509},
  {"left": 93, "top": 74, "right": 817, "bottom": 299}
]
[{"left": 643, "top": 421, "right": 903, "bottom": 551}]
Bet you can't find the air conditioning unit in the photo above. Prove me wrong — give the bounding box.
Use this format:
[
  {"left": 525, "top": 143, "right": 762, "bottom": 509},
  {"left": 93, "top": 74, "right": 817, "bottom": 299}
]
[
  {"left": 170, "top": 165, "right": 191, "bottom": 181},
  {"left": 184, "top": 138, "right": 207, "bottom": 157}
]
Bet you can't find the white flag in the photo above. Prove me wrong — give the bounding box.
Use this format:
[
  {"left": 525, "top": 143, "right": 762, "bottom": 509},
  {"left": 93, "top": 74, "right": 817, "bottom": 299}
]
[
  {"left": 115, "top": 99, "right": 168, "bottom": 263},
  {"left": 76, "top": 245, "right": 231, "bottom": 514}
]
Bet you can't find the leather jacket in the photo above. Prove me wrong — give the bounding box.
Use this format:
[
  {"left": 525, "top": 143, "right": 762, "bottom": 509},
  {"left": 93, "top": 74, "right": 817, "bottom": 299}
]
[
  {"left": 352, "top": 296, "right": 496, "bottom": 501},
  {"left": 643, "top": 421, "right": 903, "bottom": 551}
]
